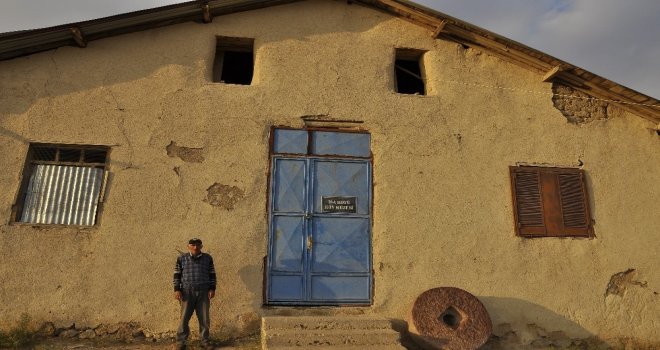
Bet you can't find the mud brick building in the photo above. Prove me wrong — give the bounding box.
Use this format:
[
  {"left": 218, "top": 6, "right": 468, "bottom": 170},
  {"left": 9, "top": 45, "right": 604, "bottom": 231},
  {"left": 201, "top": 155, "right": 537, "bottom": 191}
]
[{"left": 1, "top": 0, "right": 659, "bottom": 348}]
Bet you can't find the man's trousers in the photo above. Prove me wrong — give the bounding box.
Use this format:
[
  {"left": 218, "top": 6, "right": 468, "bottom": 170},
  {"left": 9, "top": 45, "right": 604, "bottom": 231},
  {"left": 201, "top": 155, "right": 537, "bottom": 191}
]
[{"left": 176, "top": 288, "right": 210, "bottom": 345}]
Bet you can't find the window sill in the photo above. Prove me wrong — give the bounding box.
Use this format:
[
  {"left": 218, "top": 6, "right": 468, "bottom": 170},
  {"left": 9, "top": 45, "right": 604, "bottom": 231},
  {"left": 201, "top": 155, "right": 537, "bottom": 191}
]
[
  {"left": 393, "top": 91, "right": 435, "bottom": 98},
  {"left": 9, "top": 221, "right": 97, "bottom": 229},
  {"left": 206, "top": 81, "right": 253, "bottom": 86}
]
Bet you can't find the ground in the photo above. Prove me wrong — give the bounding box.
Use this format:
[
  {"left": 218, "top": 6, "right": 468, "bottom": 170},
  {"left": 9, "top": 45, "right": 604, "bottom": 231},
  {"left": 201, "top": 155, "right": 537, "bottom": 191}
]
[{"left": 8, "top": 334, "right": 261, "bottom": 350}]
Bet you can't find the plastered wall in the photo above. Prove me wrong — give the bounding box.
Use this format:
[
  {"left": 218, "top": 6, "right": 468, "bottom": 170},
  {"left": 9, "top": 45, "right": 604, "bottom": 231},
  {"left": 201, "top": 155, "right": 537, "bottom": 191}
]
[{"left": 1, "top": 0, "right": 658, "bottom": 346}]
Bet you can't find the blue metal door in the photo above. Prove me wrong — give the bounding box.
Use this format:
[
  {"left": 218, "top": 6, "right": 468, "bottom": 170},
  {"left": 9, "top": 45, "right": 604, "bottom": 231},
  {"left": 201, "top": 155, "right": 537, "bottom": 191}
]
[{"left": 267, "top": 129, "right": 372, "bottom": 305}]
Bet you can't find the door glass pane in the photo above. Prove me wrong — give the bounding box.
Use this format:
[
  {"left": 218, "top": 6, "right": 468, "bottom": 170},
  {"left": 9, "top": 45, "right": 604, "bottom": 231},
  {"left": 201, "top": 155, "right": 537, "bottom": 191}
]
[
  {"left": 273, "top": 129, "right": 308, "bottom": 154},
  {"left": 311, "top": 131, "right": 370, "bottom": 157}
]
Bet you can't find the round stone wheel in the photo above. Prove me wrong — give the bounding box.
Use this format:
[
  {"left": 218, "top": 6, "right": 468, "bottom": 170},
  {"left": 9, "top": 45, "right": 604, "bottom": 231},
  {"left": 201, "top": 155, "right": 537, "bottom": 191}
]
[{"left": 408, "top": 287, "right": 492, "bottom": 350}]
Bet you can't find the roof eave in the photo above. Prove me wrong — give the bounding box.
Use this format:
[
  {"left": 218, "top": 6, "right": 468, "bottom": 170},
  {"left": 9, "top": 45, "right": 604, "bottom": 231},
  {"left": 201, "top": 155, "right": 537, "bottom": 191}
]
[{"left": 1, "top": 0, "right": 658, "bottom": 123}]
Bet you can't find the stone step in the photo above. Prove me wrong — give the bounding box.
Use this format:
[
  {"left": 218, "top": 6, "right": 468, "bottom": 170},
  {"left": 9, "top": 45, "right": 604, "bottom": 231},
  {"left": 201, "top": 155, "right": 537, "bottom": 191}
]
[
  {"left": 268, "top": 345, "right": 407, "bottom": 350},
  {"left": 263, "top": 328, "right": 402, "bottom": 347},
  {"left": 262, "top": 316, "right": 394, "bottom": 331},
  {"left": 261, "top": 316, "right": 406, "bottom": 349}
]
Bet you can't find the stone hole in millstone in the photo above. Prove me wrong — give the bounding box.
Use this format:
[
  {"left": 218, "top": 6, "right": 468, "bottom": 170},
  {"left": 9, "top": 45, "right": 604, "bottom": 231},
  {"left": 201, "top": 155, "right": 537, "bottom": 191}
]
[{"left": 438, "top": 306, "right": 463, "bottom": 329}]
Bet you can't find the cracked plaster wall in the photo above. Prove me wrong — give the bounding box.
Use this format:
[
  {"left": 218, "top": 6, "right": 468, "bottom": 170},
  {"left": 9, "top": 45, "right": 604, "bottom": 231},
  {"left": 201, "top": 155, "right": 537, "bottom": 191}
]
[{"left": 0, "top": 0, "right": 659, "bottom": 346}]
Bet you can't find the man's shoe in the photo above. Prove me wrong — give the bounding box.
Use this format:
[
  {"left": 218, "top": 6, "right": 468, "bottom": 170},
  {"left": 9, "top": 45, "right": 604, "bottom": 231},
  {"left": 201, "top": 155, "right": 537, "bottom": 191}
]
[{"left": 176, "top": 344, "right": 186, "bottom": 350}]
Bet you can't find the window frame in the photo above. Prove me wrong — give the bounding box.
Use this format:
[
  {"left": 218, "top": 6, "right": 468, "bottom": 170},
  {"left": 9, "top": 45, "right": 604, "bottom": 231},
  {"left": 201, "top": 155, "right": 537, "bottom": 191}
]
[
  {"left": 509, "top": 165, "right": 594, "bottom": 238},
  {"left": 12, "top": 143, "right": 110, "bottom": 227}
]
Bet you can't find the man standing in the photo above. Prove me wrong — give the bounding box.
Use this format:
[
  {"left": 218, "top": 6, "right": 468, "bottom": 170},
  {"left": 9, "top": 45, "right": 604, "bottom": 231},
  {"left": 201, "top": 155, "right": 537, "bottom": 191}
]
[{"left": 173, "top": 238, "right": 216, "bottom": 350}]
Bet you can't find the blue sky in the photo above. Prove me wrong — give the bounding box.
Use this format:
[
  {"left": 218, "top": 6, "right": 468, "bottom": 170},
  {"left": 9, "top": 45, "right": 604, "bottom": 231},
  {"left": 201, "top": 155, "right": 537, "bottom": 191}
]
[{"left": 1, "top": 0, "right": 659, "bottom": 100}]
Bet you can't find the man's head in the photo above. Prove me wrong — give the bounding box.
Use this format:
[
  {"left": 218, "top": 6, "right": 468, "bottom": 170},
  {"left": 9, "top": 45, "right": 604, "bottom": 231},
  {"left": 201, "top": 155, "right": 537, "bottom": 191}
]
[{"left": 187, "top": 238, "right": 203, "bottom": 256}]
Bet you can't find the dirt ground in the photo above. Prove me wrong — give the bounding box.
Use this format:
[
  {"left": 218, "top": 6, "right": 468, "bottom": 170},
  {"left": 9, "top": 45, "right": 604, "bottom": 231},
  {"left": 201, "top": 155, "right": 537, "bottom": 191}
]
[{"left": 16, "top": 335, "right": 261, "bottom": 350}]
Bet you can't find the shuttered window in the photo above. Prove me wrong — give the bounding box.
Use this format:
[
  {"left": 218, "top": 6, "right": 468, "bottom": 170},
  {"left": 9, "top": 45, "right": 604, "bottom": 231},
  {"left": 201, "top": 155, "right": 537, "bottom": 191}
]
[
  {"left": 509, "top": 166, "right": 593, "bottom": 237},
  {"left": 13, "top": 144, "right": 109, "bottom": 226}
]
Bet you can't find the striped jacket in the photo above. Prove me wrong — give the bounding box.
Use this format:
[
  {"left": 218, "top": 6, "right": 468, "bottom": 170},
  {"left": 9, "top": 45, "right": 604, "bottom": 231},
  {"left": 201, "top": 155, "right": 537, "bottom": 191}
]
[{"left": 173, "top": 252, "right": 217, "bottom": 292}]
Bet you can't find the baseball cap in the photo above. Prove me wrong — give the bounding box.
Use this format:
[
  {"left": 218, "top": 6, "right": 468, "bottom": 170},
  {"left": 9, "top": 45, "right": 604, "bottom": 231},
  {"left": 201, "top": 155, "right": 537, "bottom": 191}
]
[{"left": 188, "top": 238, "right": 203, "bottom": 245}]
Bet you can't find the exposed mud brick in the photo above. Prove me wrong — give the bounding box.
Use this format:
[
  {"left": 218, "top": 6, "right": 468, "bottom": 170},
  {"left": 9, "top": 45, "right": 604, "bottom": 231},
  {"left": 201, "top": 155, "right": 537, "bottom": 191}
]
[
  {"left": 409, "top": 287, "right": 491, "bottom": 350},
  {"left": 606, "top": 268, "right": 648, "bottom": 297},
  {"left": 552, "top": 84, "right": 616, "bottom": 124},
  {"left": 166, "top": 141, "right": 204, "bottom": 163},
  {"left": 204, "top": 183, "right": 245, "bottom": 210}
]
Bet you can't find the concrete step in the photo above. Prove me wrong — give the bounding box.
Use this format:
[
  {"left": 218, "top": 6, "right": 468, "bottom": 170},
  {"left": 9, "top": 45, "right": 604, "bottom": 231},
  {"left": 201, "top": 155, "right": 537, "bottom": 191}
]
[
  {"left": 261, "top": 316, "right": 406, "bottom": 349},
  {"left": 262, "top": 316, "right": 394, "bottom": 331},
  {"left": 268, "top": 345, "right": 407, "bottom": 350},
  {"left": 264, "top": 328, "right": 401, "bottom": 347}
]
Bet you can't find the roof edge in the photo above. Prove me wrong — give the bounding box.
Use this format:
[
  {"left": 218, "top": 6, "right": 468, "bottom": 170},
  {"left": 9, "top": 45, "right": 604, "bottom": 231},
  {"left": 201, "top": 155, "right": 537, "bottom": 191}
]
[{"left": 0, "top": 0, "right": 658, "bottom": 122}]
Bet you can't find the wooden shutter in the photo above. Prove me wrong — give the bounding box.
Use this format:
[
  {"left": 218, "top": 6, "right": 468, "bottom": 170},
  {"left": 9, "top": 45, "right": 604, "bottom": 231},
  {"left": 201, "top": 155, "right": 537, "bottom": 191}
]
[
  {"left": 510, "top": 168, "right": 546, "bottom": 236},
  {"left": 557, "top": 172, "right": 592, "bottom": 236},
  {"left": 510, "top": 166, "right": 593, "bottom": 237}
]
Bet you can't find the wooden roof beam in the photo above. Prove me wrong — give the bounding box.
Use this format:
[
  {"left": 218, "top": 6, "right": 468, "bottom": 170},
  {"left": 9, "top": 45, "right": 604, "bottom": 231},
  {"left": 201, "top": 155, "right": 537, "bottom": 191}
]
[
  {"left": 432, "top": 20, "right": 447, "bottom": 38},
  {"left": 202, "top": 3, "right": 213, "bottom": 23},
  {"left": 543, "top": 65, "right": 565, "bottom": 82},
  {"left": 69, "top": 27, "right": 86, "bottom": 48}
]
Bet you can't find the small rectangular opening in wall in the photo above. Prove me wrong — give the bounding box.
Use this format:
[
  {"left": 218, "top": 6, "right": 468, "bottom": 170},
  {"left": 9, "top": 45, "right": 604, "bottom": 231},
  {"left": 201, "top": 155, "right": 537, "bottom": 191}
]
[
  {"left": 213, "top": 36, "right": 254, "bottom": 85},
  {"left": 395, "top": 48, "right": 426, "bottom": 95}
]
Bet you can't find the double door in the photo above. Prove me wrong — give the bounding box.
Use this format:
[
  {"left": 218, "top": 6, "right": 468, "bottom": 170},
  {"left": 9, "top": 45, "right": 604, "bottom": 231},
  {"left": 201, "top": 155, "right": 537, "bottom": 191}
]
[{"left": 266, "top": 132, "right": 372, "bottom": 304}]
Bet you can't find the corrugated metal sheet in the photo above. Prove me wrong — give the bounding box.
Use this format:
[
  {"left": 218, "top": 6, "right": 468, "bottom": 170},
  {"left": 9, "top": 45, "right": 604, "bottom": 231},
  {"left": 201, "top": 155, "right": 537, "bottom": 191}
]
[{"left": 20, "top": 165, "right": 104, "bottom": 226}]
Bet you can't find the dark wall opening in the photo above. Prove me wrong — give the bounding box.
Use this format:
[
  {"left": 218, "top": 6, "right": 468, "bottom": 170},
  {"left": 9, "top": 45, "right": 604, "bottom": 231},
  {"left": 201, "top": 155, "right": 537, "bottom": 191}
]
[
  {"left": 213, "top": 36, "right": 254, "bottom": 85},
  {"left": 395, "top": 48, "right": 426, "bottom": 95}
]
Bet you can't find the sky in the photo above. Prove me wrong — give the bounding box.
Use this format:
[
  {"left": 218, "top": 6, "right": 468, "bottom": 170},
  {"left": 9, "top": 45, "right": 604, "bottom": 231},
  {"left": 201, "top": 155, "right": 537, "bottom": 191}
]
[{"left": 0, "top": 0, "right": 658, "bottom": 99}]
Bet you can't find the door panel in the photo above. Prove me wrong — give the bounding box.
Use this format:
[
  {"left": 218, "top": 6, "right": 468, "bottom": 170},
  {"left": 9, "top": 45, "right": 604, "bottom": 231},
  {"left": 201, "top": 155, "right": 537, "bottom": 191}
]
[
  {"left": 270, "top": 275, "right": 303, "bottom": 300},
  {"left": 313, "top": 161, "right": 370, "bottom": 215},
  {"left": 311, "top": 217, "right": 370, "bottom": 273},
  {"left": 271, "top": 216, "right": 304, "bottom": 272},
  {"left": 268, "top": 140, "right": 372, "bottom": 305},
  {"left": 273, "top": 159, "right": 306, "bottom": 212},
  {"left": 311, "top": 276, "right": 371, "bottom": 301}
]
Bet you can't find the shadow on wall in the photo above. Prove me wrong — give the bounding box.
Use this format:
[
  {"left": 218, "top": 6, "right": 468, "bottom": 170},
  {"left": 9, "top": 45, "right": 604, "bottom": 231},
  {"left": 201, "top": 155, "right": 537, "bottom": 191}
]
[
  {"left": 478, "top": 296, "right": 612, "bottom": 349},
  {"left": 0, "top": 0, "right": 392, "bottom": 116},
  {"left": 395, "top": 296, "right": 614, "bottom": 350}
]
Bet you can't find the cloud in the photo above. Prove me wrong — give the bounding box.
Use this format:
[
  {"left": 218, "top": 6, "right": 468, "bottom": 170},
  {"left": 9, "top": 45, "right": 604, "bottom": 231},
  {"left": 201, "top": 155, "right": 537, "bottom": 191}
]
[
  {"left": 420, "top": 0, "right": 660, "bottom": 98},
  {"left": 532, "top": 0, "right": 660, "bottom": 97},
  {"left": 0, "top": 0, "right": 182, "bottom": 32}
]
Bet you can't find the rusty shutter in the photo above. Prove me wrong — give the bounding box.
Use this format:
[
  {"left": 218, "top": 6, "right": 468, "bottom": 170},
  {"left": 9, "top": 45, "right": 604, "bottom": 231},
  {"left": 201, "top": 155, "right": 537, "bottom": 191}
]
[{"left": 510, "top": 166, "right": 593, "bottom": 237}]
